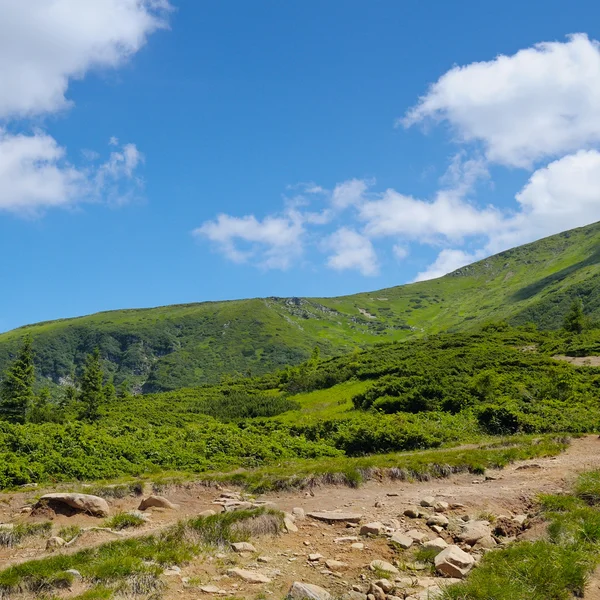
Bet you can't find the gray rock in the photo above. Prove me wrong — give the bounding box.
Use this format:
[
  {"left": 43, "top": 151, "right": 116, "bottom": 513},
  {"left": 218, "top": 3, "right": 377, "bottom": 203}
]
[
  {"left": 46, "top": 536, "right": 66, "bottom": 550},
  {"left": 426, "top": 515, "right": 449, "bottom": 528},
  {"left": 285, "top": 517, "right": 299, "bottom": 533},
  {"left": 228, "top": 568, "right": 271, "bottom": 583},
  {"left": 423, "top": 537, "right": 448, "bottom": 553},
  {"left": 307, "top": 511, "right": 362, "bottom": 523},
  {"left": 406, "top": 529, "right": 429, "bottom": 543},
  {"left": 360, "top": 521, "right": 385, "bottom": 536},
  {"left": 390, "top": 532, "right": 413, "bottom": 549},
  {"left": 292, "top": 507, "right": 306, "bottom": 520},
  {"left": 138, "top": 495, "right": 179, "bottom": 511},
  {"left": 370, "top": 560, "right": 399, "bottom": 575},
  {"left": 38, "top": 493, "right": 110, "bottom": 517},
  {"left": 458, "top": 521, "right": 491, "bottom": 545},
  {"left": 325, "top": 559, "right": 348, "bottom": 571},
  {"left": 404, "top": 507, "right": 422, "bottom": 519},
  {"left": 286, "top": 582, "right": 332, "bottom": 600},
  {"left": 434, "top": 545, "right": 475, "bottom": 578},
  {"left": 231, "top": 541, "right": 257, "bottom": 553},
  {"left": 433, "top": 501, "right": 449, "bottom": 513},
  {"left": 420, "top": 496, "right": 436, "bottom": 508},
  {"left": 65, "top": 569, "right": 82, "bottom": 579}
]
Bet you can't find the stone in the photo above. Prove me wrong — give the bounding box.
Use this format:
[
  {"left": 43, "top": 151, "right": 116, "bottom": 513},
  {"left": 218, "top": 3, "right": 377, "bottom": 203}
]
[
  {"left": 199, "top": 585, "right": 221, "bottom": 593},
  {"left": 228, "top": 568, "right": 271, "bottom": 583},
  {"left": 344, "top": 592, "right": 367, "bottom": 600},
  {"left": 374, "top": 579, "right": 393, "bottom": 593},
  {"left": 473, "top": 535, "right": 497, "bottom": 550},
  {"left": 370, "top": 560, "right": 399, "bottom": 575},
  {"left": 292, "top": 507, "right": 306, "bottom": 520},
  {"left": 258, "top": 556, "right": 271, "bottom": 563},
  {"left": 404, "top": 508, "right": 421, "bottom": 519},
  {"left": 286, "top": 582, "right": 332, "bottom": 600},
  {"left": 164, "top": 565, "right": 182, "bottom": 576},
  {"left": 65, "top": 569, "right": 82, "bottom": 579},
  {"left": 46, "top": 536, "right": 66, "bottom": 550},
  {"left": 426, "top": 515, "right": 449, "bottom": 528},
  {"left": 325, "top": 559, "right": 348, "bottom": 571},
  {"left": 406, "top": 529, "right": 429, "bottom": 543},
  {"left": 308, "top": 553, "right": 323, "bottom": 561},
  {"left": 307, "top": 511, "right": 362, "bottom": 523},
  {"left": 513, "top": 514, "right": 528, "bottom": 526},
  {"left": 138, "top": 495, "right": 179, "bottom": 511},
  {"left": 285, "top": 518, "right": 299, "bottom": 533},
  {"left": 351, "top": 542, "right": 364, "bottom": 550},
  {"left": 199, "top": 509, "right": 216, "bottom": 517},
  {"left": 37, "top": 493, "right": 110, "bottom": 517},
  {"left": 458, "top": 521, "right": 491, "bottom": 545},
  {"left": 420, "top": 496, "right": 436, "bottom": 508},
  {"left": 390, "top": 532, "right": 413, "bottom": 549},
  {"left": 232, "top": 541, "right": 256, "bottom": 553},
  {"left": 367, "top": 583, "right": 386, "bottom": 600},
  {"left": 360, "top": 521, "right": 385, "bottom": 536},
  {"left": 433, "top": 501, "right": 449, "bottom": 513},
  {"left": 430, "top": 525, "right": 444, "bottom": 534},
  {"left": 423, "top": 537, "right": 448, "bottom": 552},
  {"left": 334, "top": 536, "right": 360, "bottom": 543},
  {"left": 434, "top": 545, "right": 475, "bottom": 578}
]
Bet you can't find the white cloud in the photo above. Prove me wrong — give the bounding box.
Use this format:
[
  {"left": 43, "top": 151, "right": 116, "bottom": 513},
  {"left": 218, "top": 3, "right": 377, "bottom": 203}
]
[
  {"left": 0, "top": 130, "right": 144, "bottom": 215},
  {"left": 392, "top": 245, "right": 409, "bottom": 261},
  {"left": 403, "top": 34, "right": 600, "bottom": 168},
  {"left": 0, "top": 0, "right": 171, "bottom": 120},
  {"left": 194, "top": 212, "right": 304, "bottom": 270},
  {"left": 414, "top": 249, "right": 483, "bottom": 282},
  {"left": 331, "top": 178, "right": 370, "bottom": 209},
  {"left": 326, "top": 228, "right": 379, "bottom": 276}
]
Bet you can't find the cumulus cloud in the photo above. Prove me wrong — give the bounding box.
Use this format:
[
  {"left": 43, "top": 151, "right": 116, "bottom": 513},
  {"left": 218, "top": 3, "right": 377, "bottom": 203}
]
[
  {"left": 0, "top": 0, "right": 169, "bottom": 215},
  {"left": 403, "top": 34, "right": 600, "bottom": 168},
  {"left": 326, "top": 228, "right": 379, "bottom": 276},
  {"left": 0, "top": 0, "right": 171, "bottom": 120},
  {"left": 194, "top": 212, "right": 304, "bottom": 270},
  {"left": 331, "top": 178, "right": 370, "bottom": 209},
  {"left": 0, "top": 130, "right": 143, "bottom": 215}
]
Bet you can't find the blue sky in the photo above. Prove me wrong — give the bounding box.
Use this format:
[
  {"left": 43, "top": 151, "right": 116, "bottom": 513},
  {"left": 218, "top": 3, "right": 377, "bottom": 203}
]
[{"left": 2, "top": 1, "right": 600, "bottom": 332}]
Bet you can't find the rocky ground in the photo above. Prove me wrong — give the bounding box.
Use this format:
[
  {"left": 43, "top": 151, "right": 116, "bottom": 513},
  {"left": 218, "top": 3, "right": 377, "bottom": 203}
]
[{"left": 1, "top": 436, "right": 600, "bottom": 599}]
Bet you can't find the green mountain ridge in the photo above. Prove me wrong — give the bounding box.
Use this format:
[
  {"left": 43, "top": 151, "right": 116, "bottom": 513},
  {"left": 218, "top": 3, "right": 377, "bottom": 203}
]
[{"left": 2, "top": 221, "right": 600, "bottom": 392}]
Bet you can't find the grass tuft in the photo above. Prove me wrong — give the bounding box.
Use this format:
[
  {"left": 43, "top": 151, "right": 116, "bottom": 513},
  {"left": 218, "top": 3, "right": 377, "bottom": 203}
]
[{"left": 104, "top": 512, "right": 146, "bottom": 531}]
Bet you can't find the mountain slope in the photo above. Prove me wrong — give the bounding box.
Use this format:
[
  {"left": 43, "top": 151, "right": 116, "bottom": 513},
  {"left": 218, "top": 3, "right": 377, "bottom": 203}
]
[{"left": 1, "top": 221, "right": 599, "bottom": 391}]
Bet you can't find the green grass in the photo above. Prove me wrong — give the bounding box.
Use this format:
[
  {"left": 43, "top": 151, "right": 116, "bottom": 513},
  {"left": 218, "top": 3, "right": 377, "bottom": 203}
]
[
  {"left": 57, "top": 525, "right": 82, "bottom": 543},
  {"left": 2, "top": 221, "right": 600, "bottom": 392},
  {"left": 0, "top": 508, "right": 282, "bottom": 597},
  {"left": 104, "top": 513, "right": 146, "bottom": 531}
]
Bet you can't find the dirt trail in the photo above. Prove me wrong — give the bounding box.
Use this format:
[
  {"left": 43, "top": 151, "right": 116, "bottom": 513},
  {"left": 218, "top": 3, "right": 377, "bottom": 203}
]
[{"left": 1, "top": 436, "right": 599, "bottom": 599}]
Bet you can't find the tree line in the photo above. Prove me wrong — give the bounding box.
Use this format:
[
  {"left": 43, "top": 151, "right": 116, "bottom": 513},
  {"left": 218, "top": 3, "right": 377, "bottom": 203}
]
[{"left": 0, "top": 336, "right": 117, "bottom": 424}]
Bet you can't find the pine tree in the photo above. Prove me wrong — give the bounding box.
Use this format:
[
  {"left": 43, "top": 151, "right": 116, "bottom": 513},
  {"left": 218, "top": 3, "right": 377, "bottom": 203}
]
[
  {"left": 103, "top": 378, "right": 116, "bottom": 403},
  {"left": 29, "top": 387, "right": 51, "bottom": 424},
  {"left": 0, "top": 335, "right": 35, "bottom": 424},
  {"left": 564, "top": 298, "right": 586, "bottom": 334},
  {"left": 79, "top": 348, "right": 104, "bottom": 422}
]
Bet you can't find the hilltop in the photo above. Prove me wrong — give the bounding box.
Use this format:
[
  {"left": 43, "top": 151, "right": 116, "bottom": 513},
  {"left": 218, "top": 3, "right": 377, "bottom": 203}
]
[{"left": 1, "top": 221, "right": 599, "bottom": 392}]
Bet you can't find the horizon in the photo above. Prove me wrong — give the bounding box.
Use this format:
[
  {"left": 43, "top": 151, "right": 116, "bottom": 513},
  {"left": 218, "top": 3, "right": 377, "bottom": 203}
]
[{"left": 3, "top": 1, "right": 600, "bottom": 332}]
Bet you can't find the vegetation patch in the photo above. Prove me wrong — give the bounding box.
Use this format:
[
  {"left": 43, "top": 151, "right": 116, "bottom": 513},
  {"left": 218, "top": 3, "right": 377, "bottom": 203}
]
[{"left": 0, "top": 521, "right": 52, "bottom": 548}]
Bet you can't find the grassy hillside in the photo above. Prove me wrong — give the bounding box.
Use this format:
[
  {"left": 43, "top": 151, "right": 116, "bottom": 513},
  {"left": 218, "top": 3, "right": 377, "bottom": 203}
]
[
  {"left": 0, "top": 326, "right": 597, "bottom": 490},
  {"left": 1, "top": 221, "right": 600, "bottom": 391}
]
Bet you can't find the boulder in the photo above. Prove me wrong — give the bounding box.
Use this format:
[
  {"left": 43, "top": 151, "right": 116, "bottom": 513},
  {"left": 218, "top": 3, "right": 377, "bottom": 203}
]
[
  {"left": 351, "top": 542, "right": 364, "bottom": 550},
  {"left": 434, "top": 501, "right": 449, "bottom": 513},
  {"left": 231, "top": 541, "right": 256, "bottom": 553},
  {"left": 373, "top": 579, "right": 393, "bottom": 593},
  {"left": 367, "top": 583, "right": 386, "bottom": 600},
  {"left": 38, "top": 493, "right": 110, "bottom": 517},
  {"left": 406, "top": 529, "right": 429, "bottom": 543},
  {"left": 420, "top": 496, "right": 436, "bottom": 508},
  {"left": 308, "top": 553, "right": 323, "bottom": 562},
  {"left": 426, "top": 515, "right": 449, "bottom": 528},
  {"left": 228, "top": 568, "right": 271, "bottom": 583},
  {"left": 287, "top": 582, "right": 332, "bottom": 600},
  {"left": 138, "top": 495, "right": 179, "bottom": 511},
  {"left": 423, "top": 537, "right": 448, "bottom": 553},
  {"left": 46, "top": 536, "right": 66, "bottom": 550},
  {"left": 390, "top": 532, "right": 413, "bottom": 549},
  {"left": 434, "top": 545, "right": 475, "bottom": 578},
  {"left": 370, "top": 560, "right": 399, "bottom": 575},
  {"left": 473, "top": 535, "right": 497, "bottom": 550},
  {"left": 292, "top": 507, "right": 306, "bottom": 520},
  {"left": 307, "top": 511, "right": 362, "bottom": 523},
  {"left": 285, "top": 518, "right": 299, "bottom": 533},
  {"left": 458, "top": 521, "right": 491, "bottom": 545},
  {"left": 404, "top": 507, "right": 422, "bottom": 519},
  {"left": 360, "top": 521, "right": 385, "bottom": 536}
]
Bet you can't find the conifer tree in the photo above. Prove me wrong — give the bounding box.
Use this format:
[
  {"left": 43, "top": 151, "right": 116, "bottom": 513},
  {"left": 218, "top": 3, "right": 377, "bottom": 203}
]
[
  {"left": 0, "top": 335, "right": 35, "bottom": 424},
  {"left": 103, "top": 377, "right": 116, "bottom": 403},
  {"left": 29, "top": 387, "right": 51, "bottom": 424},
  {"left": 564, "top": 298, "right": 586, "bottom": 334},
  {"left": 79, "top": 348, "right": 104, "bottom": 422}
]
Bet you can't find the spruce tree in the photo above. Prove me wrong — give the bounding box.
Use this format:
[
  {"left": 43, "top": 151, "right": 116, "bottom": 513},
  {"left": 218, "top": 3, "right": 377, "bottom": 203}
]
[
  {"left": 79, "top": 348, "right": 104, "bottom": 422},
  {"left": 29, "top": 387, "right": 51, "bottom": 424},
  {"left": 103, "top": 378, "right": 116, "bottom": 403},
  {"left": 0, "top": 335, "right": 35, "bottom": 424},
  {"left": 564, "top": 298, "right": 586, "bottom": 334}
]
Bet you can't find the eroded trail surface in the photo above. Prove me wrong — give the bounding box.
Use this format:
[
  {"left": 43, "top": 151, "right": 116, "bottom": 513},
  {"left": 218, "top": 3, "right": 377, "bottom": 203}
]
[{"left": 1, "top": 436, "right": 599, "bottom": 599}]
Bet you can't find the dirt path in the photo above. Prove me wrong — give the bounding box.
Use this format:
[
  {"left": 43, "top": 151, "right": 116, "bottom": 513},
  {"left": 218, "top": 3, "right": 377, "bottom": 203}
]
[{"left": 1, "top": 436, "right": 599, "bottom": 599}]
